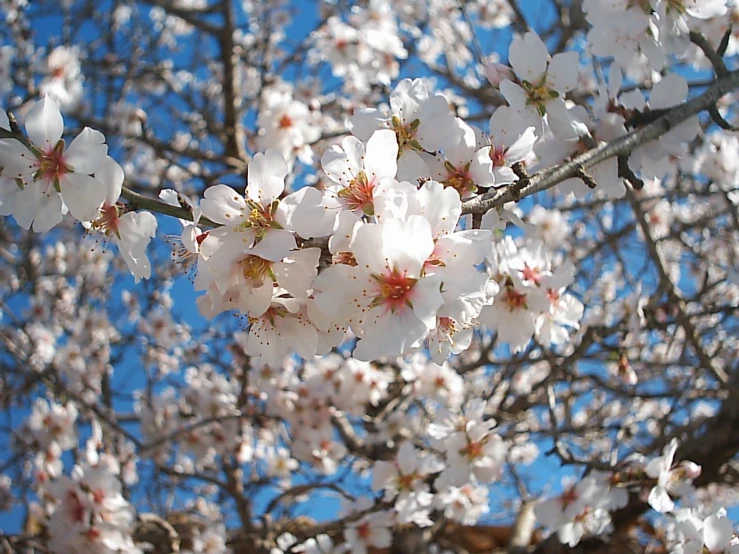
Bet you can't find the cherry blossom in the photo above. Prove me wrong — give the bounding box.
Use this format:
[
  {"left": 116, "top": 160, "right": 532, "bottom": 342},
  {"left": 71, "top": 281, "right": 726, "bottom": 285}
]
[{"left": 0, "top": 97, "right": 108, "bottom": 230}]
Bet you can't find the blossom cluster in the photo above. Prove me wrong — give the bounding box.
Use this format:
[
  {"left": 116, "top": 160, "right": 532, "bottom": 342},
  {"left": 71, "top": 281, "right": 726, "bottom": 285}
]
[
  {"left": 534, "top": 438, "right": 739, "bottom": 553},
  {"left": 0, "top": 98, "right": 156, "bottom": 281},
  {"left": 0, "top": 0, "right": 737, "bottom": 551}
]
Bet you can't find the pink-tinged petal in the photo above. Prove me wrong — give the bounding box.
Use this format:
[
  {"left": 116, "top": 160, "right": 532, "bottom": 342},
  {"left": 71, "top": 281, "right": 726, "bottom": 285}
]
[
  {"left": 96, "top": 156, "right": 123, "bottom": 205},
  {"left": 25, "top": 96, "right": 64, "bottom": 147},
  {"left": 547, "top": 51, "right": 580, "bottom": 93},
  {"left": 64, "top": 127, "right": 108, "bottom": 174},
  {"left": 703, "top": 514, "right": 733, "bottom": 553},
  {"left": 201, "top": 184, "right": 247, "bottom": 225},
  {"left": 247, "top": 149, "right": 288, "bottom": 205},
  {"left": 364, "top": 129, "right": 398, "bottom": 180},
  {"left": 509, "top": 32, "right": 548, "bottom": 83},
  {"left": 60, "top": 173, "right": 106, "bottom": 222}
]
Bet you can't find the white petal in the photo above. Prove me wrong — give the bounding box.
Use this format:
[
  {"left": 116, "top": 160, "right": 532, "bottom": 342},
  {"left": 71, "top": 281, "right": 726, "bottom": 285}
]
[
  {"left": 25, "top": 96, "right": 63, "bottom": 147},
  {"left": 547, "top": 52, "right": 579, "bottom": 93},
  {"left": 249, "top": 229, "right": 296, "bottom": 262},
  {"left": 64, "top": 127, "right": 108, "bottom": 174},
  {"left": 364, "top": 129, "right": 398, "bottom": 180},
  {"left": 509, "top": 32, "right": 548, "bottom": 83},
  {"left": 60, "top": 173, "right": 106, "bottom": 222},
  {"left": 278, "top": 186, "right": 333, "bottom": 238},
  {"left": 29, "top": 187, "right": 64, "bottom": 233},
  {"left": 647, "top": 486, "right": 674, "bottom": 513},
  {"left": 352, "top": 222, "right": 387, "bottom": 274},
  {"left": 247, "top": 149, "right": 288, "bottom": 205},
  {"left": 499, "top": 80, "right": 528, "bottom": 112},
  {"left": 115, "top": 211, "right": 157, "bottom": 282},
  {"left": 201, "top": 184, "right": 247, "bottom": 226},
  {"left": 96, "top": 156, "right": 123, "bottom": 205},
  {"left": 381, "top": 215, "right": 435, "bottom": 276},
  {"left": 703, "top": 514, "right": 733, "bottom": 553}
]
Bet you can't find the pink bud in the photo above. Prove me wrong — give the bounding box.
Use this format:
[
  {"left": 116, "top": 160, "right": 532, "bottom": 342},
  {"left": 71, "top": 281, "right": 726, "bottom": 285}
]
[
  {"left": 679, "top": 461, "right": 702, "bottom": 480},
  {"left": 485, "top": 61, "right": 515, "bottom": 87}
]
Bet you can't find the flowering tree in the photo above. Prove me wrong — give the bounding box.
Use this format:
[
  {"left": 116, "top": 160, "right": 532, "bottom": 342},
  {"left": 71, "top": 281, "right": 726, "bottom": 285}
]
[{"left": 0, "top": 0, "right": 738, "bottom": 552}]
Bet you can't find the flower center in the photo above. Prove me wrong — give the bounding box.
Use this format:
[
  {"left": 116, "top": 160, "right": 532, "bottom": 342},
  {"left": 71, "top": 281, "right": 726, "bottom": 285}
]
[
  {"left": 332, "top": 251, "right": 357, "bottom": 266},
  {"left": 237, "top": 200, "right": 280, "bottom": 243},
  {"left": 91, "top": 203, "right": 120, "bottom": 236},
  {"left": 391, "top": 115, "right": 422, "bottom": 152},
  {"left": 438, "top": 316, "right": 457, "bottom": 337},
  {"left": 522, "top": 76, "right": 559, "bottom": 116},
  {"left": 249, "top": 304, "right": 288, "bottom": 328},
  {"left": 503, "top": 285, "right": 528, "bottom": 311},
  {"left": 521, "top": 264, "right": 542, "bottom": 286},
  {"left": 396, "top": 472, "right": 418, "bottom": 491},
  {"left": 371, "top": 268, "right": 417, "bottom": 312},
  {"left": 489, "top": 145, "right": 507, "bottom": 167},
  {"left": 356, "top": 521, "right": 371, "bottom": 539},
  {"left": 35, "top": 141, "right": 70, "bottom": 185},
  {"left": 461, "top": 439, "right": 485, "bottom": 459},
  {"left": 561, "top": 486, "right": 579, "bottom": 509},
  {"left": 67, "top": 489, "right": 86, "bottom": 523},
  {"left": 241, "top": 255, "right": 273, "bottom": 286},
  {"left": 443, "top": 160, "right": 476, "bottom": 194},
  {"left": 338, "top": 170, "right": 376, "bottom": 215},
  {"left": 665, "top": 0, "right": 686, "bottom": 14},
  {"left": 278, "top": 114, "right": 293, "bottom": 129}
]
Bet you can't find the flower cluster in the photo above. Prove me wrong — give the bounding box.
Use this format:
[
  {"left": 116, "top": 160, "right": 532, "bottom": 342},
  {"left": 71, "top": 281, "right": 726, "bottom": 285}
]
[{"left": 0, "top": 97, "right": 156, "bottom": 281}]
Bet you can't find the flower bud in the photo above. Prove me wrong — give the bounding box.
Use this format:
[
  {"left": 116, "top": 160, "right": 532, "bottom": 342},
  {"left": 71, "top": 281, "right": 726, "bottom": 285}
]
[{"left": 485, "top": 61, "right": 515, "bottom": 87}]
